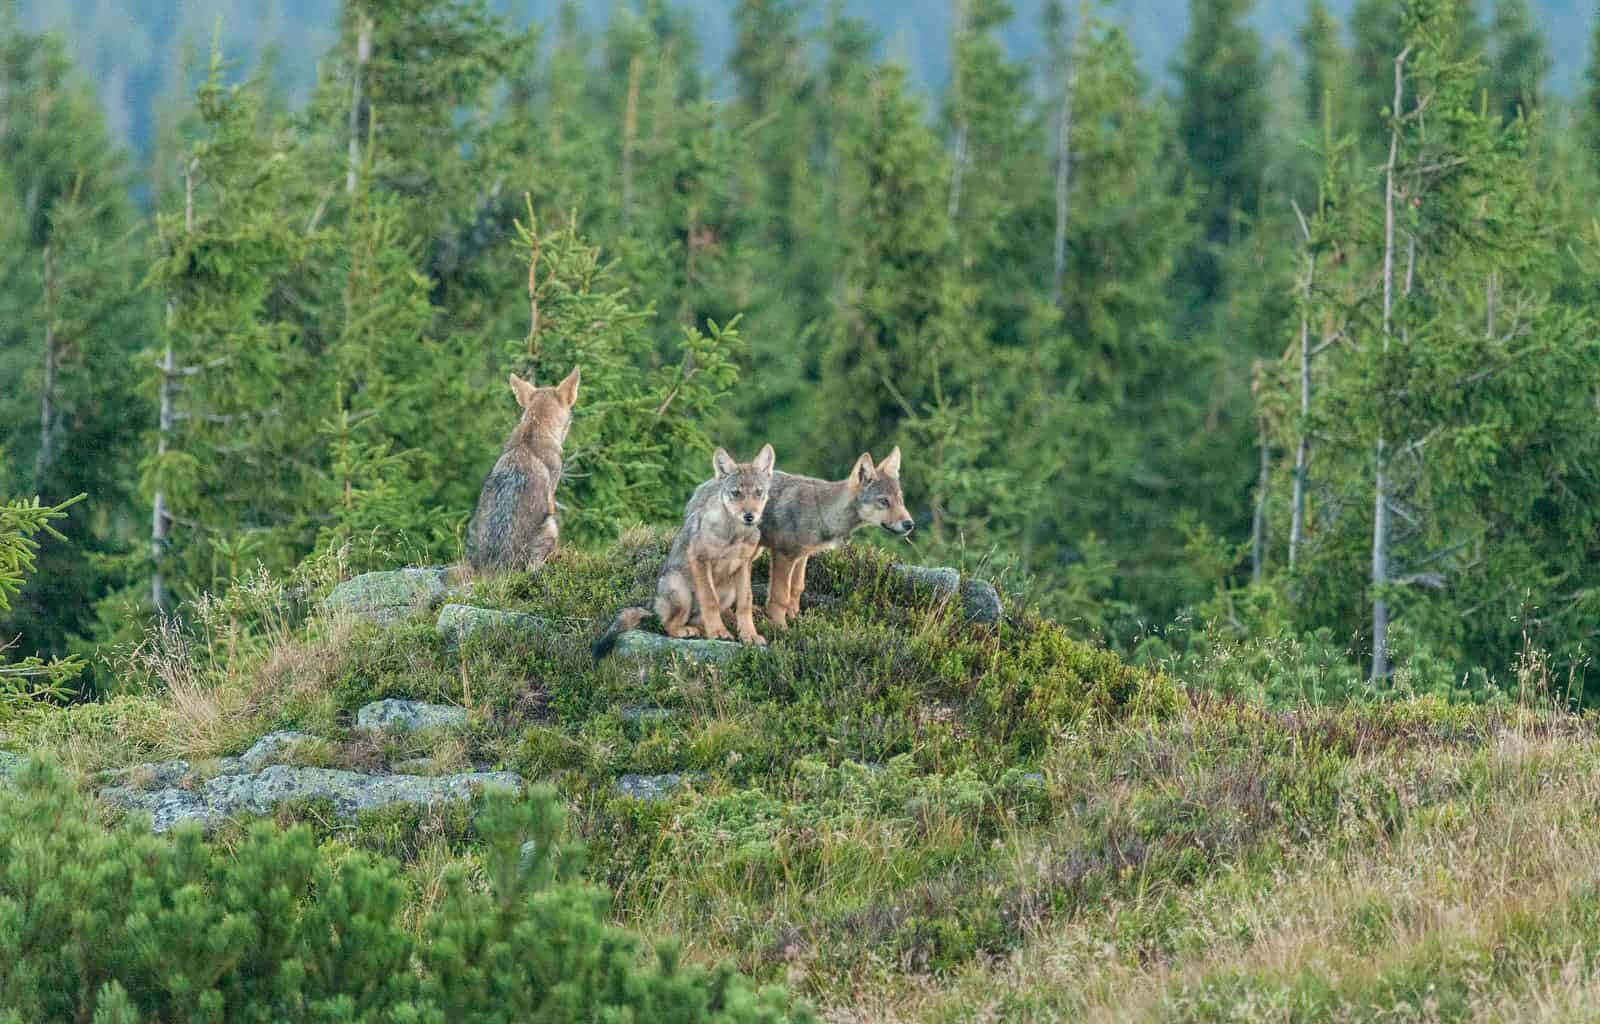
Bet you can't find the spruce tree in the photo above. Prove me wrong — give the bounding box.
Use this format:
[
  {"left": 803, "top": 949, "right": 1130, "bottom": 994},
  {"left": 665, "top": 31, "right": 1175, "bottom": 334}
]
[
  {"left": 0, "top": 23, "right": 152, "bottom": 664},
  {"left": 814, "top": 65, "right": 964, "bottom": 469},
  {"left": 1298, "top": 0, "right": 1348, "bottom": 134},
  {"left": 1488, "top": 0, "right": 1551, "bottom": 123},
  {"left": 1174, "top": 0, "right": 1267, "bottom": 251},
  {"left": 1265, "top": 0, "right": 1600, "bottom": 685}
]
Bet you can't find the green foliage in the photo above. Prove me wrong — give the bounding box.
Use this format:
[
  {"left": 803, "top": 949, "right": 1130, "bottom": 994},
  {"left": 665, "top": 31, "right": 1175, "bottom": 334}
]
[
  {"left": 0, "top": 494, "right": 86, "bottom": 719},
  {"left": 0, "top": 20, "right": 154, "bottom": 667},
  {"left": 1175, "top": 0, "right": 1267, "bottom": 254},
  {"left": 0, "top": 757, "right": 813, "bottom": 1023}
]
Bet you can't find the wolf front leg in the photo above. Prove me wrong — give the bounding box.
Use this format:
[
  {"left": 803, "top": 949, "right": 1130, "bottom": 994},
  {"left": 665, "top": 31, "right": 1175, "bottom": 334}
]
[
  {"left": 765, "top": 550, "right": 794, "bottom": 629},
  {"left": 689, "top": 554, "right": 734, "bottom": 641},
  {"left": 735, "top": 556, "right": 767, "bottom": 646},
  {"left": 785, "top": 554, "right": 809, "bottom": 621}
]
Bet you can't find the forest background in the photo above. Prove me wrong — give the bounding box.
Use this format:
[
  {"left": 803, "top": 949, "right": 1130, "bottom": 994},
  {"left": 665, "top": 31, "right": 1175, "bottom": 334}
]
[{"left": 4, "top": 0, "right": 1599, "bottom": 705}]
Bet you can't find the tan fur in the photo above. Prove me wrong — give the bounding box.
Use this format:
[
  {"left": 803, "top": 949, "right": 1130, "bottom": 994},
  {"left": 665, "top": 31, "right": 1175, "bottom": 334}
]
[
  {"left": 464, "top": 367, "right": 580, "bottom": 575},
  {"left": 759, "top": 446, "right": 913, "bottom": 629},
  {"left": 593, "top": 445, "right": 776, "bottom": 656}
]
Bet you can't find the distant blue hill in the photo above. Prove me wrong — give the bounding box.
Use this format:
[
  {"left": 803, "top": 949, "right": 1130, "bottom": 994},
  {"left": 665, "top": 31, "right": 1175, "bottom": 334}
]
[{"left": 16, "top": 0, "right": 1587, "bottom": 157}]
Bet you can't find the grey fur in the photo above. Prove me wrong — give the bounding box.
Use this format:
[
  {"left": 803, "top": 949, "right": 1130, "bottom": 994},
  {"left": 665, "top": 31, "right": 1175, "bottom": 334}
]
[
  {"left": 594, "top": 446, "right": 775, "bottom": 656},
  {"left": 465, "top": 369, "right": 577, "bottom": 574},
  {"left": 759, "top": 448, "right": 913, "bottom": 628}
]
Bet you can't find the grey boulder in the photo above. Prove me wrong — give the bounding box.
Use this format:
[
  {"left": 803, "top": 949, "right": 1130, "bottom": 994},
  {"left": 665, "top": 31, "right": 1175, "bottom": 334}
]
[
  {"left": 606, "top": 630, "right": 748, "bottom": 663},
  {"left": 891, "top": 564, "right": 1003, "bottom": 625},
  {"left": 216, "top": 731, "right": 313, "bottom": 774},
  {"left": 355, "top": 699, "right": 468, "bottom": 733},
  {"left": 436, "top": 603, "right": 551, "bottom": 647},
  {"left": 322, "top": 567, "right": 451, "bottom": 627},
  {"left": 102, "top": 764, "right": 523, "bottom": 833},
  {"left": 615, "top": 772, "right": 691, "bottom": 801}
]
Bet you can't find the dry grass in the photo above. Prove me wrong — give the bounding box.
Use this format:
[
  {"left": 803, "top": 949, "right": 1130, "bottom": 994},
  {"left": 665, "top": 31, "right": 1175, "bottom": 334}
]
[{"left": 879, "top": 727, "right": 1600, "bottom": 1023}]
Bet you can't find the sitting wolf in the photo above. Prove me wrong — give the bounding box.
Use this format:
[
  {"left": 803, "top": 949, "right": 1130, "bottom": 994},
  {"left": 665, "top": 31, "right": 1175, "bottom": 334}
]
[
  {"left": 760, "top": 447, "right": 913, "bottom": 629},
  {"left": 464, "top": 367, "right": 579, "bottom": 574},
  {"left": 593, "top": 445, "right": 776, "bottom": 657}
]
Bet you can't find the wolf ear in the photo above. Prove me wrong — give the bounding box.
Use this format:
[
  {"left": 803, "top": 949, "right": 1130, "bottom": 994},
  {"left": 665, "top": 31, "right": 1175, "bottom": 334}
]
[
  {"left": 712, "top": 447, "right": 738, "bottom": 477},
  {"left": 752, "top": 443, "right": 775, "bottom": 475},
  {"left": 877, "top": 446, "right": 902, "bottom": 478},
  {"left": 556, "top": 366, "right": 580, "bottom": 407},
  {"left": 509, "top": 372, "right": 537, "bottom": 409},
  {"left": 850, "top": 452, "right": 877, "bottom": 488}
]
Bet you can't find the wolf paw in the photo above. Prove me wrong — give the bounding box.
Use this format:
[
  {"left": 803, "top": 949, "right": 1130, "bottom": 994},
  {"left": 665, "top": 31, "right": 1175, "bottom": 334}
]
[
  {"left": 740, "top": 630, "right": 768, "bottom": 647},
  {"left": 705, "top": 625, "right": 735, "bottom": 642}
]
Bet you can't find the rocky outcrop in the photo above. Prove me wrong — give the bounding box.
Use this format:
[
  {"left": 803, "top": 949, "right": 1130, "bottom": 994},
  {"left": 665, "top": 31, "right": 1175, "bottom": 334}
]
[
  {"left": 891, "top": 564, "right": 1003, "bottom": 625},
  {"left": 607, "top": 630, "right": 747, "bottom": 663},
  {"left": 616, "top": 772, "right": 691, "bottom": 801},
  {"left": 215, "top": 731, "right": 313, "bottom": 774},
  {"left": 101, "top": 764, "right": 524, "bottom": 833},
  {"left": 322, "top": 567, "right": 451, "bottom": 627},
  {"left": 355, "top": 699, "right": 467, "bottom": 733},
  {"left": 436, "top": 603, "right": 551, "bottom": 647}
]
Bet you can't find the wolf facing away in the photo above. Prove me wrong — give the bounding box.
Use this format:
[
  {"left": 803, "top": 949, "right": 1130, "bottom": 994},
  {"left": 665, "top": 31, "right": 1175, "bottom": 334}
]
[
  {"left": 464, "top": 367, "right": 580, "bottom": 574},
  {"left": 593, "top": 445, "right": 776, "bottom": 657},
  {"left": 760, "top": 446, "right": 913, "bottom": 629}
]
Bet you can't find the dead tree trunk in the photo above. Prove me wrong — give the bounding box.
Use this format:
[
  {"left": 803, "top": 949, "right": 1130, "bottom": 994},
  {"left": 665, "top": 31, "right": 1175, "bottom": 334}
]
[
  {"left": 152, "top": 162, "right": 194, "bottom": 612},
  {"left": 346, "top": 12, "right": 372, "bottom": 195},
  {"left": 1371, "top": 46, "right": 1410, "bottom": 684},
  {"left": 947, "top": 0, "right": 968, "bottom": 227},
  {"left": 1050, "top": 10, "right": 1075, "bottom": 308},
  {"left": 1252, "top": 397, "right": 1270, "bottom": 583},
  {"left": 621, "top": 53, "right": 642, "bottom": 228},
  {"left": 1289, "top": 213, "right": 1315, "bottom": 571},
  {"left": 34, "top": 243, "right": 57, "bottom": 486}
]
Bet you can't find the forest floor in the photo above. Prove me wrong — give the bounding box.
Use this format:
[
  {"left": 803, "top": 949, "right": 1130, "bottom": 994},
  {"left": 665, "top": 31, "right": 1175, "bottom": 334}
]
[{"left": 10, "top": 532, "right": 1595, "bottom": 1022}]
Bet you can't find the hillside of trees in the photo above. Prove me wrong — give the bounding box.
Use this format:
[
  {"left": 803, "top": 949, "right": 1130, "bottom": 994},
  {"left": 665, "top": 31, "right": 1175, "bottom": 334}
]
[
  {"left": 3, "top": 0, "right": 1598, "bottom": 706},
  {"left": 7, "top": 0, "right": 1600, "bottom": 1017},
  {"left": 17, "top": 0, "right": 1595, "bottom": 155}
]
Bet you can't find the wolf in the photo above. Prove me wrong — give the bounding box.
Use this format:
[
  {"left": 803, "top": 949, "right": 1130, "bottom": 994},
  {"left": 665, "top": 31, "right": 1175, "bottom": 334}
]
[
  {"left": 592, "top": 444, "right": 776, "bottom": 658},
  {"left": 760, "top": 446, "right": 913, "bottom": 629},
  {"left": 464, "top": 367, "right": 580, "bottom": 575}
]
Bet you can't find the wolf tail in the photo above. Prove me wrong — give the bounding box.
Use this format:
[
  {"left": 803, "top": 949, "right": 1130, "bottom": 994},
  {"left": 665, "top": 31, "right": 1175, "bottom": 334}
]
[{"left": 592, "top": 606, "right": 653, "bottom": 660}]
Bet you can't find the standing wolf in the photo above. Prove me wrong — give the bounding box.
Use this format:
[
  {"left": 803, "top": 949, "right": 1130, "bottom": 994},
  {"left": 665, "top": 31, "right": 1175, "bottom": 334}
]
[
  {"left": 464, "top": 367, "right": 580, "bottom": 574},
  {"left": 760, "top": 447, "right": 913, "bottom": 629},
  {"left": 593, "top": 445, "right": 776, "bottom": 657}
]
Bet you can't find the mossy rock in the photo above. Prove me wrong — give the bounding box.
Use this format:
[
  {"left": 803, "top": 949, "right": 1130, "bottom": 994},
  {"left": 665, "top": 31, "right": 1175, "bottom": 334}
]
[
  {"left": 616, "top": 772, "right": 691, "bottom": 801},
  {"left": 436, "top": 603, "right": 552, "bottom": 647},
  {"left": 0, "top": 750, "right": 22, "bottom": 779},
  {"left": 890, "top": 564, "right": 1003, "bottom": 625},
  {"left": 100, "top": 764, "right": 524, "bottom": 832},
  {"left": 355, "top": 698, "right": 468, "bottom": 733},
  {"left": 608, "top": 630, "right": 749, "bottom": 663},
  {"left": 323, "top": 567, "right": 452, "bottom": 627}
]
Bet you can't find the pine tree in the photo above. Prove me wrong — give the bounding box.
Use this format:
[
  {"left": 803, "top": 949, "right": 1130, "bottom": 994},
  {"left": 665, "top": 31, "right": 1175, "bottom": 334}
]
[
  {"left": 1488, "top": 0, "right": 1551, "bottom": 123},
  {"left": 814, "top": 65, "right": 964, "bottom": 469},
  {"left": 1298, "top": 0, "right": 1347, "bottom": 134},
  {"left": 1265, "top": 0, "right": 1600, "bottom": 686},
  {"left": 1174, "top": 0, "right": 1267, "bottom": 251},
  {"left": 0, "top": 22, "right": 153, "bottom": 664},
  {"left": 144, "top": 50, "right": 321, "bottom": 608},
  {"left": 942, "top": 0, "right": 1037, "bottom": 347},
  {"left": 1585, "top": 8, "right": 1600, "bottom": 164}
]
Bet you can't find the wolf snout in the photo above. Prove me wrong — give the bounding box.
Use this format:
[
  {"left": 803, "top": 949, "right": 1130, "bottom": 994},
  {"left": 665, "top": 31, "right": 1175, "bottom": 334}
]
[{"left": 742, "top": 512, "right": 757, "bottom": 524}]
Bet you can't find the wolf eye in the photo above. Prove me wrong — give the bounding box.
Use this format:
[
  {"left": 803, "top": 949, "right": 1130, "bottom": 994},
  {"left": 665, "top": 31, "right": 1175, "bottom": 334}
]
[
  {"left": 730, "top": 489, "right": 743, "bottom": 499},
  {"left": 876, "top": 497, "right": 891, "bottom": 508}
]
